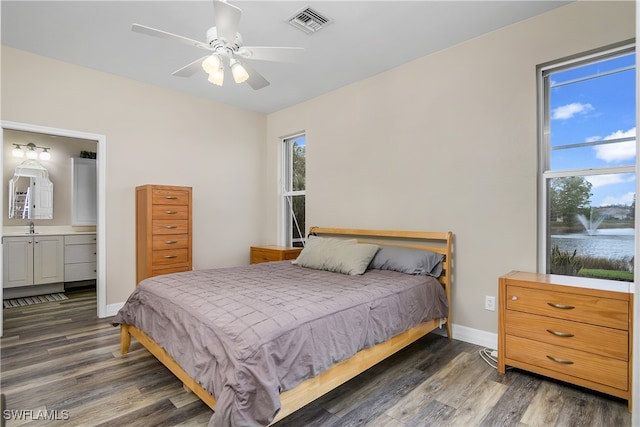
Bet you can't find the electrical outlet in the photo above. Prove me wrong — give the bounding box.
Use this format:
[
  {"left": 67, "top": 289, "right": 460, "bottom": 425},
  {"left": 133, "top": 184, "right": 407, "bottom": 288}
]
[{"left": 485, "top": 295, "right": 496, "bottom": 311}]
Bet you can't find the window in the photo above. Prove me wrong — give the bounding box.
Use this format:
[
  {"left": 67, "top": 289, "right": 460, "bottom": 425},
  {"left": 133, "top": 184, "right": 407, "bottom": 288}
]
[
  {"left": 282, "top": 134, "right": 306, "bottom": 247},
  {"left": 539, "top": 44, "right": 635, "bottom": 281}
]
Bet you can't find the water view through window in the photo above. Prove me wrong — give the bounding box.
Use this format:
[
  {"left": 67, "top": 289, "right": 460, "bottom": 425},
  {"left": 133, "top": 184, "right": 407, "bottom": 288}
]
[{"left": 543, "top": 46, "right": 635, "bottom": 281}]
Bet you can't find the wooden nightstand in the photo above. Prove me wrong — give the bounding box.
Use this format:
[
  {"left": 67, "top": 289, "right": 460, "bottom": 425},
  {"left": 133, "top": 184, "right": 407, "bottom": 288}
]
[
  {"left": 250, "top": 245, "right": 303, "bottom": 264},
  {"left": 498, "top": 271, "right": 632, "bottom": 410}
]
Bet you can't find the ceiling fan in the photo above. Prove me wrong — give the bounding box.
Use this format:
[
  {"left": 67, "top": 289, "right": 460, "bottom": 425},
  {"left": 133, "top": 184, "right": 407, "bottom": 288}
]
[{"left": 132, "top": 0, "right": 304, "bottom": 90}]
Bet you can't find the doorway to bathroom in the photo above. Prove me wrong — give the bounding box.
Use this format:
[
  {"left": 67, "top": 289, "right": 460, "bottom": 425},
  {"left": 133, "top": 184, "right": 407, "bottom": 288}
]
[{"left": 0, "top": 121, "right": 106, "bottom": 336}]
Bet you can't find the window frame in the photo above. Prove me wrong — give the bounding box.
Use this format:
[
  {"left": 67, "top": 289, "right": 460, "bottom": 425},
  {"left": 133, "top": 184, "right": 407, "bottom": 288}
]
[
  {"left": 537, "top": 41, "right": 636, "bottom": 274},
  {"left": 281, "top": 132, "right": 306, "bottom": 247}
]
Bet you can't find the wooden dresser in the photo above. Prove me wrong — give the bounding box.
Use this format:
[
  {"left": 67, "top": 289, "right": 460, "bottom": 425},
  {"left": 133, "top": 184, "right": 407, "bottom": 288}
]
[
  {"left": 250, "top": 245, "right": 302, "bottom": 264},
  {"left": 498, "top": 271, "right": 632, "bottom": 410},
  {"left": 136, "top": 185, "right": 192, "bottom": 284}
]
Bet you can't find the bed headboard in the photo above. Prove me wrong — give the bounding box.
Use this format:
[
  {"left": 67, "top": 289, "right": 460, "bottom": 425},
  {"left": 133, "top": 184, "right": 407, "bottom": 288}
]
[{"left": 308, "top": 227, "right": 453, "bottom": 336}]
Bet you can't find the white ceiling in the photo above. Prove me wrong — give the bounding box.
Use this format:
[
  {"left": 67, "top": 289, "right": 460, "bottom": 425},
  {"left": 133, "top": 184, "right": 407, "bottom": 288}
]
[{"left": 2, "top": 1, "right": 571, "bottom": 114}]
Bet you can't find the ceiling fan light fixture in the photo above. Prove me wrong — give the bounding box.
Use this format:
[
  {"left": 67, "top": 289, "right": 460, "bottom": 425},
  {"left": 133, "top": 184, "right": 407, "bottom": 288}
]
[
  {"left": 208, "top": 66, "right": 225, "bottom": 86},
  {"left": 132, "top": 0, "right": 300, "bottom": 91},
  {"left": 202, "top": 54, "right": 222, "bottom": 74},
  {"left": 230, "top": 59, "right": 249, "bottom": 84}
]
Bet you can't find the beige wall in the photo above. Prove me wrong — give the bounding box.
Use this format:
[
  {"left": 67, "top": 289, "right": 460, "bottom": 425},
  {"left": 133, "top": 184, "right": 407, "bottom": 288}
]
[
  {"left": 1, "top": 47, "right": 267, "bottom": 304},
  {"left": 266, "top": 1, "right": 636, "bottom": 335}
]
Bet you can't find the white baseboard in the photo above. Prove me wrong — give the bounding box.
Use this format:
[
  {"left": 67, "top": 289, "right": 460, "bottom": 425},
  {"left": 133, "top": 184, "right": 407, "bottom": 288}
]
[
  {"left": 452, "top": 323, "right": 498, "bottom": 349},
  {"left": 432, "top": 322, "right": 498, "bottom": 350},
  {"left": 105, "top": 302, "right": 124, "bottom": 317}
]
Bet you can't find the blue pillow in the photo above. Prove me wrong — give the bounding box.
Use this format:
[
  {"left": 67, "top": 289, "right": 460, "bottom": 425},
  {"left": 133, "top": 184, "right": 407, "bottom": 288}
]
[{"left": 368, "top": 245, "right": 444, "bottom": 276}]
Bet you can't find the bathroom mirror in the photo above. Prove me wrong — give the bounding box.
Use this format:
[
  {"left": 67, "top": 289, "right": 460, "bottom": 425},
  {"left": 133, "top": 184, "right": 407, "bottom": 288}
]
[{"left": 8, "top": 160, "right": 54, "bottom": 219}]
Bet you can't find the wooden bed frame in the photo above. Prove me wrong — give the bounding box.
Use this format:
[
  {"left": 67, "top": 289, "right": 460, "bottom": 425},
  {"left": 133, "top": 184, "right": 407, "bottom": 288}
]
[{"left": 119, "top": 227, "right": 453, "bottom": 424}]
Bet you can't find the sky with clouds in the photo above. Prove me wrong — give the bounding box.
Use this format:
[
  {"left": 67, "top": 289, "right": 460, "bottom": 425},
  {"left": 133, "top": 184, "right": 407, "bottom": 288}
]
[{"left": 549, "top": 51, "right": 635, "bottom": 207}]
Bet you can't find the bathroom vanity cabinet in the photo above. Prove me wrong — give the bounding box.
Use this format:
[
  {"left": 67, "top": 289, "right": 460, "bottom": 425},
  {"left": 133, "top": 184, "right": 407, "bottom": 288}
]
[{"left": 2, "top": 235, "right": 64, "bottom": 289}]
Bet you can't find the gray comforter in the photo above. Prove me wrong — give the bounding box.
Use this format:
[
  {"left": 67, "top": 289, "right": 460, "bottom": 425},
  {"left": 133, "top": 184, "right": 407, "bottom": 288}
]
[{"left": 113, "top": 261, "right": 448, "bottom": 426}]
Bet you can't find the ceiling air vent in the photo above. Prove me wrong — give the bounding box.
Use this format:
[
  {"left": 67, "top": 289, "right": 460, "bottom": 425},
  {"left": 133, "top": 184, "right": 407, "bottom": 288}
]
[{"left": 287, "top": 7, "right": 332, "bottom": 34}]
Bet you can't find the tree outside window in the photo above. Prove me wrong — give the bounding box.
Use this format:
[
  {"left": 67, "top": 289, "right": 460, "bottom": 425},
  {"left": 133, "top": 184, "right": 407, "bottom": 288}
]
[{"left": 283, "top": 135, "right": 305, "bottom": 247}]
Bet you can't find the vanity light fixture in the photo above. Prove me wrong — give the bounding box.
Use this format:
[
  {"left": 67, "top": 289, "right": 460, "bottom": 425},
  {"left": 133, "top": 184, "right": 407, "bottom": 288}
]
[
  {"left": 40, "top": 148, "right": 51, "bottom": 161},
  {"left": 11, "top": 144, "right": 24, "bottom": 158},
  {"left": 26, "top": 145, "right": 38, "bottom": 159},
  {"left": 12, "top": 143, "right": 52, "bottom": 161}
]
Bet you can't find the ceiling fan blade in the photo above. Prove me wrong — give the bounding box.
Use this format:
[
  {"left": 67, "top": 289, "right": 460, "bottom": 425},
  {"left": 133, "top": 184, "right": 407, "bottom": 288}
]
[
  {"left": 172, "top": 56, "right": 209, "bottom": 77},
  {"left": 237, "top": 46, "right": 304, "bottom": 63},
  {"left": 132, "top": 23, "right": 211, "bottom": 51},
  {"left": 241, "top": 61, "right": 270, "bottom": 90},
  {"left": 213, "top": 0, "right": 242, "bottom": 42}
]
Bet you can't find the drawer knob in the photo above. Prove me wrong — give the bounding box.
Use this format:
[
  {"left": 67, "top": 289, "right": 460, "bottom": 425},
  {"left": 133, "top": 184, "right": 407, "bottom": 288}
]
[
  {"left": 164, "top": 225, "right": 177, "bottom": 229},
  {"left": 546, "top": 355, "right": 574, "bottom": 365},
  {"left": 164, "top": 240, "right": 178, "bottom": 244},
  {"left": 546, "top": 329, "right": 574, "bottom": 338},
  {"left": 547, "top": 302, "right": 575, "bottom": 310},
  {"left": 163, "top": 255, "right": 177, "bottom": 259},
  {"left": 165, "top": 210, "right": 177, "bottom": 214},
  {"left": 164, "top": 196, "right": 178, "bottom": 199},
  {"left": 511, "top": 295, "right": 518, "bottom": 301}
]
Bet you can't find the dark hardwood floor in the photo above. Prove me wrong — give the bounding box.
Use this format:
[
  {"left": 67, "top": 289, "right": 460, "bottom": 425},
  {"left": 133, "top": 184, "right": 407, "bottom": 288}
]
[{"left": 0, "top": 289, "right": 631, "bottom": 426}]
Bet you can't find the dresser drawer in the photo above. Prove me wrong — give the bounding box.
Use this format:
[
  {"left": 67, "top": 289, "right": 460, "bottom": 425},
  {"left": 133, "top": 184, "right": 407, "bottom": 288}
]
[
  {"left": 505, "top": 285, "right": 628, "bottom": 329},
  {"left": 151, "top": 189, "right": 189, "bottom": 205},
  {"left": 152, "top": 220, "right": 190, "bottom": 235},
  {"left": 152, "top": 204, "right": 189, "bottom": 220},
  {"left": 151, "top": 265, "right": 191, "bottom": 277},
  {"left": 250, "top": 246, "right": 302, "bottom": 264},
  {"left": 152, "top": 234, "right": 190, "bottom": 250},
  {"left": 505, "top": 335, "right": 628, "bottom": 391},
  {"left": 505, "top": 310, "right": 628, "bottom": 360},
  {"left": 152, "top": 249, "right": 189, "bottom": 266},
  {"left": 64, "top": 234, "right": 96, "bottom": 245},
  {"left": 251, "top": 251, "right": 277, "bottom": 264},
  {"left": 65, "top": 244, "right": 97, "bottom": 264},
  {"left": 65, "top": 262, "right": 97, "bottom": 281}
]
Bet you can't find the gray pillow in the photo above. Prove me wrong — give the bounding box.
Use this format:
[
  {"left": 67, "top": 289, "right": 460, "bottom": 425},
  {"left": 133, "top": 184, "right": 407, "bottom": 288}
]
[
  {"left": 292, "top": 236, "right": 379, "bottom": 275},
  {"left": 368, "top": 245, "right": 444, "bottom": 276}
]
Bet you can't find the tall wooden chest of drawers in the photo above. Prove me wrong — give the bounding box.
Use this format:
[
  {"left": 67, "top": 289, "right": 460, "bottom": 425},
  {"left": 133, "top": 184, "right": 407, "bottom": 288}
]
[
  {"left": 136, "top": 185, "right": 192, "bottom": 284},
  {"left": 498, "top": 271, "right": 632, "bottom": 409}
]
